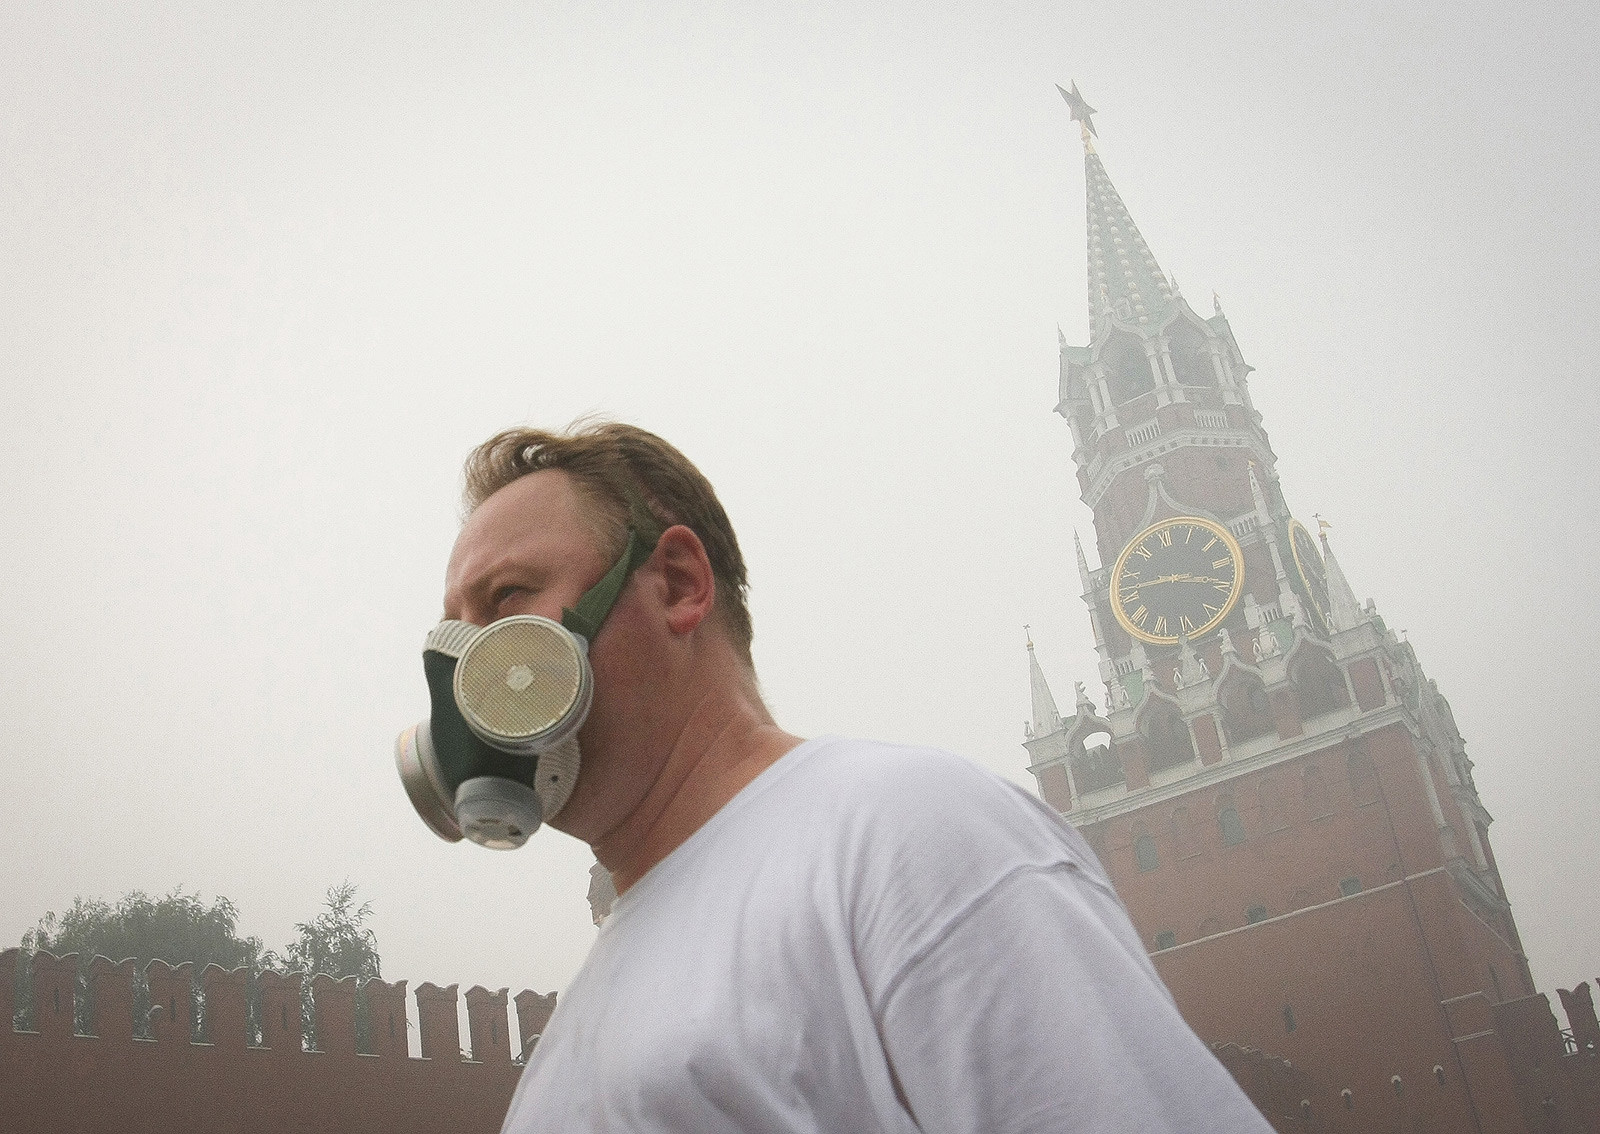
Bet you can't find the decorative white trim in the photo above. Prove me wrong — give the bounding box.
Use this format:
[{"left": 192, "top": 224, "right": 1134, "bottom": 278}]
[
  {"left": 1083, "top": 426, "right": 1274, "bottom": 509},
  {"left": 1126, "top": 418, "right": 1162, "bottom": 447},
  {"left": 1066, "top": 703, "right": 1409, "bottom": 825}
]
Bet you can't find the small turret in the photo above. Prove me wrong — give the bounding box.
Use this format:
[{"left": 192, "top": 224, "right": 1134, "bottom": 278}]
[
  {"left": 1249, "top": 461, "right": 1304, "bottom": 624},
  {"left": 1319, "top": 526, "right": 1367, "bottom": 632},
  {"left": 1026, "top": 629, "right": 1065, "bottom": 739}
]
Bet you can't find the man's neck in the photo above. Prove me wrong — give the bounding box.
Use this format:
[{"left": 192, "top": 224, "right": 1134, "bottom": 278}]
[{"left": 593, "top": 687, "right": 802, "bottom": 894}]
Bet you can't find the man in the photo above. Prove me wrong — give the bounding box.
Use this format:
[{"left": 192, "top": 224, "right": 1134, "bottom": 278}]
[{"left": 432, "top": 421, "right": 1272, "bottom": 1132}]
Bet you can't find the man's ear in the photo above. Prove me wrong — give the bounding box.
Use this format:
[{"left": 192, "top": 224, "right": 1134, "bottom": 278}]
[{"left": 649, "top": 524, "right": 717, "bottom": 636}]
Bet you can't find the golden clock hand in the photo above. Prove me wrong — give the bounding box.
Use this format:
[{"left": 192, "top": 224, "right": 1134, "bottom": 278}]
[{"left": 1144, "top": 573, "right": 1185, "bottom": 585}]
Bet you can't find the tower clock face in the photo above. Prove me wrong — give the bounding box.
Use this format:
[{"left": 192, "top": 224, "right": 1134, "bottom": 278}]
[
  {"left": 1109, "top": 516, "right": 1245, "bottom": 645},
  {"left": 1288, "top": 519, "right": 1332, "bottom": 629}
]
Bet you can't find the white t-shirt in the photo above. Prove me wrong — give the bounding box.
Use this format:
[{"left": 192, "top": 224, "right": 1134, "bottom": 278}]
[{"left": 503, "top": 737, "right": 1273, "bottom": 1133}]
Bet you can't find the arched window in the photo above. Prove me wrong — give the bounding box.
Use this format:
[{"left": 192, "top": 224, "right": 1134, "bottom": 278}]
[
  {"left": 1165, "top": 322, "right": 1216, "bottom": 387},
  {"left": 1293, "top": 651, "right": 1351, "bottom": 721},
  {"left": 1219, "top": 677, "right": 1274, "bottom": 745},
  {"left": 1071, "top": 734, "right": 1124, "bottom": 795},
  {"left": 1101, "top": 333, "right": 1155, "bottom": 405},
  {"left": 1134, "top": 831, "right": 1160, "bottom": 872},
  {"left": 1142, "top": 705, "right": 1195, "bottom": 773}
]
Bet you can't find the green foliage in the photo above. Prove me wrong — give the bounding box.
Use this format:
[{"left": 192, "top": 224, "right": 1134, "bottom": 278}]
[
  {"left": 15, "top": 889, "right": 264, "bottom": 1035},
  {"left": 21, "top": 889, "right": 264, "bottom": 972},
  {"left": 267, "top": 882, "right": 381, "bottom": 982},
  {"left": 265, "top": 882, "right": 381, "bottom": 1052},
  {"left": 13, "top": 883, "right": 382, "bottom": 1046}
]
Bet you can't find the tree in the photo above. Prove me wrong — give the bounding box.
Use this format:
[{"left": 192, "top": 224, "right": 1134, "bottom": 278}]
[
  {"left": 268, "top": 881, "right": 380, "bottom": 982},
  {"left": 14, "top": 888, "right": 263, "bottom": 1035},
  {"left": 265, "top": 882, "right": 382, "bottom": 1051},
  {"left": 21, "top": 889, "right": 264, "bottom": 971},
  {"left": 14, "top": 883, "right": 383, "bottom": 1046}
]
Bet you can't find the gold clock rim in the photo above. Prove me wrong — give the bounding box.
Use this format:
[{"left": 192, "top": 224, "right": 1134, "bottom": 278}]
[
  {"left": 1287, "top": 518, "right": 1331, "bottom": 624},
  {"left": 1109, "top": 515, "right": 1246, "bottom": 645}
]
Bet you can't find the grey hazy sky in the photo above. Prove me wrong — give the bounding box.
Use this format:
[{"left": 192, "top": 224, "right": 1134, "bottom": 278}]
[{"left": 4, "top": 2, "right": 1597, "bottom": 1005}]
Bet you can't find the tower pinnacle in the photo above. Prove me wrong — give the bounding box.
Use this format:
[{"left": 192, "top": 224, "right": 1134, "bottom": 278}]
[
  {"left": 1026, "top": 632, "right": 1065, "bottom": 738},
  {"left": 1318, "top": 524, "right": 1367, "bottom": 632}
]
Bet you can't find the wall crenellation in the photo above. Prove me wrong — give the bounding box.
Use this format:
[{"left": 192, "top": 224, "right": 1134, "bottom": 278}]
[
  {"left": 0, "top": 946, "right": 556, "bottom": 1133},
  {"left": 2, "top": 946, "right": 556, "bottom": 1064}
]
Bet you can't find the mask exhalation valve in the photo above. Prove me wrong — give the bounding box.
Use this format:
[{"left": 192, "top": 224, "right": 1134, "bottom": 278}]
[{"left": 455, "top": 776, "right": 545, "bottom": 850}]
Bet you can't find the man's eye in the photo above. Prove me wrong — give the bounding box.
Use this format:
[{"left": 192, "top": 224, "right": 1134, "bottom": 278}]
[{"left": 493, "top": 586, "right": 530, "bottom": 608}]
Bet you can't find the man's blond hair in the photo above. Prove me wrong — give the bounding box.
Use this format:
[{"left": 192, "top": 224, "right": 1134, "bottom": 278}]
[{"left": 462, "top": 421, "right": 754, "bottom": 665}]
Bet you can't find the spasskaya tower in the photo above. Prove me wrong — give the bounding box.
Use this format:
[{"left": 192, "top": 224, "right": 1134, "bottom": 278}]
[{"left": 1019, "top": 84, "right": 1571, "bottom": 1133}]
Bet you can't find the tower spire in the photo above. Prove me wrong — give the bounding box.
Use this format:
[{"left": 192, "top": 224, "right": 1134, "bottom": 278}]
[
  {"left": 1318, "top": 522, "right": 1367, "bottom": 632},
  {"left": 1025, "top": 630, "right": 1065, "bottom": 738},
  {"left": 1059, "top": 83, "right": 1174, "bottom": 330}
]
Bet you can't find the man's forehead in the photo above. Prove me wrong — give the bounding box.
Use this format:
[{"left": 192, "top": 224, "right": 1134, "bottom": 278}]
[{"left": 447, "top": 469, "right": 593, "bottom": 584}]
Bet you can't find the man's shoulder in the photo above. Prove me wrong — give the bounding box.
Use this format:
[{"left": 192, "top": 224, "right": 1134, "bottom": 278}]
[
  {"left": 786, "top": 734, "right": 989, "bottom": 787},
  {"left": 763, "top": 736, "right": 1102, "bottom": 884},
  {"left": 783, "top": 736, "right": 1056, "bottom": 818}
]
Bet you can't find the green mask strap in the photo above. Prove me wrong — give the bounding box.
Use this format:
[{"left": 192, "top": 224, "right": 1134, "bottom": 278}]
[{"left": 560, "top": 495, "right": 664, "bottom": 643}]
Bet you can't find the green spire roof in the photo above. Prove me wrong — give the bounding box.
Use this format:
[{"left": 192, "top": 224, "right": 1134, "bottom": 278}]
[
  {"left": 1058, "top": 85, "right": 1175, "bottom": 331},
  {"left": 1084, "top": 143, "right": 1174, "bottom": 327}
]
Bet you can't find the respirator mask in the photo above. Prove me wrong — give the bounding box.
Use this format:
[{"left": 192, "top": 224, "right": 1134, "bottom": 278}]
[{"left": 394, "top": 521, "right": 658, "bottom": 850}]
